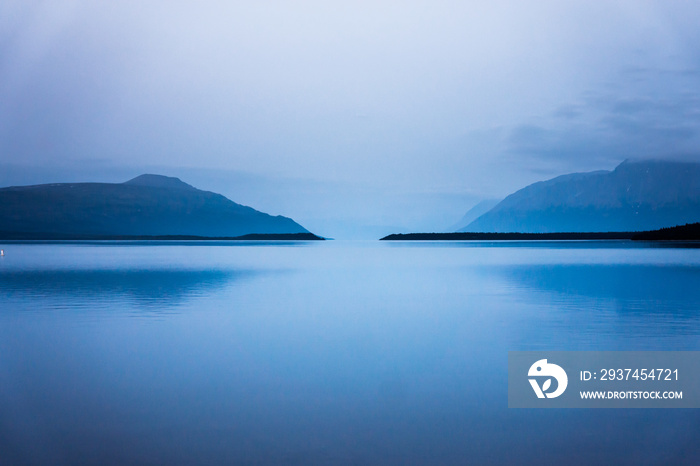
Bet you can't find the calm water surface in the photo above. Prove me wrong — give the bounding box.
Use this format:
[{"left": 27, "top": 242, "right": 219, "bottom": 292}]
[{"left": 0, "top": 240, "right": 699, "bottom": 465}]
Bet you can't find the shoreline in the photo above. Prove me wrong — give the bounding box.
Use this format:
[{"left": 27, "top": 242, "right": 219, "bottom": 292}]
[
  {"left": 380, "top": 224, "right": 700, "bottom": 241},
  {"left": 0, "top": 232, "right": 325, "bottom": 241}
]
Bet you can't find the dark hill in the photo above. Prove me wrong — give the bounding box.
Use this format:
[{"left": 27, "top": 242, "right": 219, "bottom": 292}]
[
  {"left": 632, "top": 223, "right": 700, "bottom": 241},
  {"left": 123, "top": 174, "right": 196, "bottom": 190},
  {"left": 0, "top": 175, "right": 311, "bottom": 239},
  {"left": 464, "top": 159, "right": 700, "bottom": 233}
]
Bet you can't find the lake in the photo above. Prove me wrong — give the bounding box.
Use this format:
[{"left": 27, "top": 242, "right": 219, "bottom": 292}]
[{"left": 1, "top": 240, "right": 699, "bottom": 465}]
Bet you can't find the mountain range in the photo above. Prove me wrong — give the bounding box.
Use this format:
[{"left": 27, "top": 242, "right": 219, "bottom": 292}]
[
  {"left": 3, "top": 160, "right": 699, "bottom": 239},
  {"left": 0, "top": 174, "right": 311, "bottom": 239},
  {"left": 462, "top": 159, "right": 700, "bottom": 233}
]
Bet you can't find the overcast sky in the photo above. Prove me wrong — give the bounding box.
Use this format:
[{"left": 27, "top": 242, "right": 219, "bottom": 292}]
[{"left": 2, "top": 1, "right": 700, "bottom": 237}]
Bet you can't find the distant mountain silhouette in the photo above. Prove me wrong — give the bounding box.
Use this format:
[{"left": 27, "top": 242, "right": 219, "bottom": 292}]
[
  {"left": 447, "top": 199, "right": 501, "bottom": 232},
  {"left": 463, "top": 160, "right": 700, "bottom": 233},
  {"left": 0, "top": 174, "right": 311, "bottom": 238}
]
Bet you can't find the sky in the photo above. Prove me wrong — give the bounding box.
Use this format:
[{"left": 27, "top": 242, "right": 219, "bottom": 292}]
[{"left": 2, "top": 1, "right": 700, "bottom": 238}]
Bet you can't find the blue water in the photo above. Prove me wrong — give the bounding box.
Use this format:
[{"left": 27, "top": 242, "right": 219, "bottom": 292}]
[{"left": 0, "top": 241, "right": 699, "bottom": 465}]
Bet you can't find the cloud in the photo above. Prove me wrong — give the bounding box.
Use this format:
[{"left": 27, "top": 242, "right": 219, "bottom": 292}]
[
  {"left": 506, "top": 66, "right": 700, "bottom": 175},
  {"left": 4, "top": 1, "right": 700, "bottom": 235},
  {"left": 552, "top": 105, "right": 583, "bottom": 120}
]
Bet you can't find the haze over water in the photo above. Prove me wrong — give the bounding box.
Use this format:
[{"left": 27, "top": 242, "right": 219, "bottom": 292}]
[{"left": 1, "top": 241, "right": 699, "bottom": 465}]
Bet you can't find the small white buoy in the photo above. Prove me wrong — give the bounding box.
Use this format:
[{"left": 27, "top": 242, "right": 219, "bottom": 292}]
[{"left": 0, "top": 249, "right": 4, "bottom": 256}]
